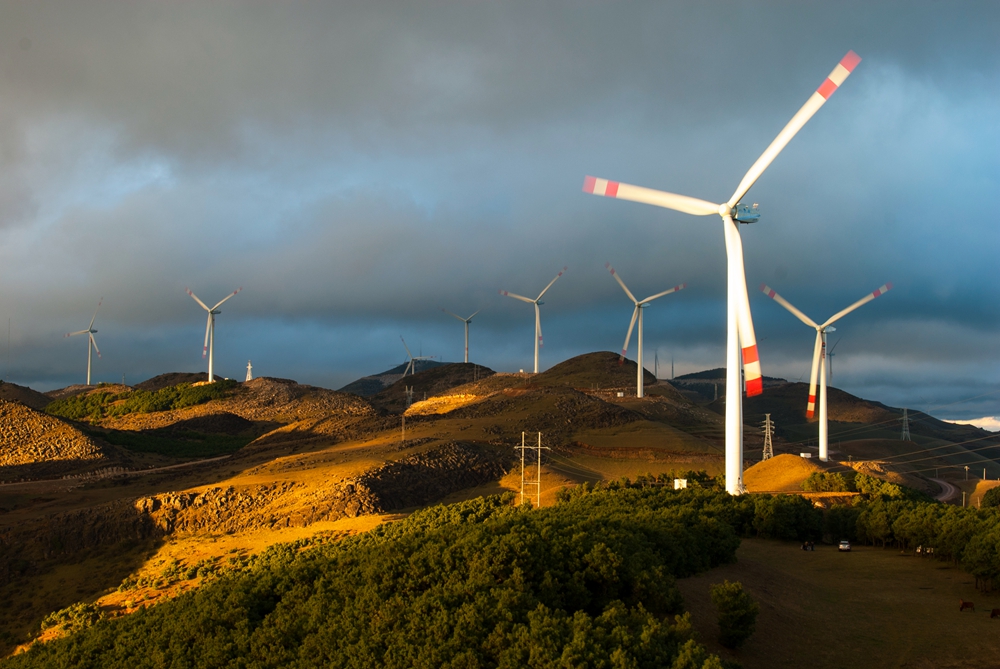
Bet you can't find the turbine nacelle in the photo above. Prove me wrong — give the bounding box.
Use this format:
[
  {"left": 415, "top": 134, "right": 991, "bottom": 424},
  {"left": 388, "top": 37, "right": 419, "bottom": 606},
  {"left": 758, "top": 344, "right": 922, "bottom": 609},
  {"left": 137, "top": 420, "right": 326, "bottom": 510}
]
[{"left": 733, "top": 203, "right": 760, "bottom": 225}]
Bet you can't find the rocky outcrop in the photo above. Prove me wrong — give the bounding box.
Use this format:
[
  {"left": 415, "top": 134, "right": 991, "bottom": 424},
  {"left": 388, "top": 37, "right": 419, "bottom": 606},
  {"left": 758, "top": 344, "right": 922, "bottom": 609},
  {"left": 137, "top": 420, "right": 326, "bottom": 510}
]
[
  {"left": 0, "top": 399, "right": 112, "bottom": 479},
  {"left": 132, "top": 442, "right": 509, "bottom": 537}
]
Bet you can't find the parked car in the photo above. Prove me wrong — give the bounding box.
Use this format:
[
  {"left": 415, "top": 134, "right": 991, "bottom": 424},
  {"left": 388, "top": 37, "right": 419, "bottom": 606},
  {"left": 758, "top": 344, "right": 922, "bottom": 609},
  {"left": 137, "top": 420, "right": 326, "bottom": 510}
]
[{"left": 838, "top": 540, "right": 852, "bottom": 552}]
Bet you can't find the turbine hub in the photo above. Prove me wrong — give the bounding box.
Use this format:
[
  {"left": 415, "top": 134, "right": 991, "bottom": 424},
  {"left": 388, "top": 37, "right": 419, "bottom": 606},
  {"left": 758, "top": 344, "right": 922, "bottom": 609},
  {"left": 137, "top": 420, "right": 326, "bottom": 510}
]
[{"left": 718, "top": 203, "right": 730, "bottom": 217}]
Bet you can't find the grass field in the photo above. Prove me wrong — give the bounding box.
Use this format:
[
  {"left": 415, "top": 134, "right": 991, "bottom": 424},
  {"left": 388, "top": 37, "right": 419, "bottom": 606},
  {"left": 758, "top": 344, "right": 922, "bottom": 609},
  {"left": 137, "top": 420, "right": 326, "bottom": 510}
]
[{"left": 678, "top": 538, "right": 1000, "bottom": 669}]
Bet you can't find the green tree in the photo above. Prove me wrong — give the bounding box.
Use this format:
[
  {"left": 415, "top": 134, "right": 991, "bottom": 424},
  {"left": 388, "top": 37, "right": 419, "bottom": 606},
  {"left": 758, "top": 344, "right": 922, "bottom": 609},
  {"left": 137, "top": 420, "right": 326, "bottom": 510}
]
[
  {"left": 981, "top": 487, "right": 1000, "bottom": 508},
  {"left": 710, "top": 580, "right": 759, "bottom": 649}
]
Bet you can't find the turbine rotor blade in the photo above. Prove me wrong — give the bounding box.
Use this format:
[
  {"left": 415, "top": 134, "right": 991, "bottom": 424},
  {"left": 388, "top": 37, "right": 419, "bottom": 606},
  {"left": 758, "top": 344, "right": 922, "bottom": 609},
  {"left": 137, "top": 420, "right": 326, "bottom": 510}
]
[
  {"left": 466, "top": 310, "right": 481, "bottom": 321},
  {"left": 640, "top": 283, "right": 686, "bottom": 304},
  {"left": 605, "top": 263, "right": 638, "bottom": 304},
  {"left": 202, "top": 314, "right": 212, "bottom": 358},
  {"left": 807, "top": 330, "right": 822, "bottom": 418},
  {"left": 66, "top": 330, "right": 88, "bottom": 337},
  {"left": 723, "top": 215, "right": 762, "bottom": 396},
  {"left": 584, "top": 177, "right": 719, "bottom": 216},
  {"left": 821, "top": 283, "right": 892, "bottom": 328},
  {"left": 535, "top": 303, "right": 543, "bottom": 347},
  {"left": 499, "top": 290, "right": 535, "bottom": 305},
  {"left": 88, "top": 298, "right": 103, "bottom": 330},
  {"left": 400, "top": 336, "right": 413, "bottom": 358},
  {"left": 187, "top": 289, "right": 210, "bottom": 311},
  {"left": 536, "top": 267, "right": 567, "bottom": 302},
  {"left": 441, "top": 308, "right": 465, "bottom": 322},
  {"left": 760, "top": 284, "right": 819, "bottom": 328},
  {"left": 212, "top": 287, "right": 243, "bottom": 311},
  {"left": 727, "top": 51, "right": 861, "bottom": 208},
  {"left": 90, "top": 333, "right": 101, "bottom": 359},
  {"left": 620, "top": 307, "right": 639, "bottom": 364}
]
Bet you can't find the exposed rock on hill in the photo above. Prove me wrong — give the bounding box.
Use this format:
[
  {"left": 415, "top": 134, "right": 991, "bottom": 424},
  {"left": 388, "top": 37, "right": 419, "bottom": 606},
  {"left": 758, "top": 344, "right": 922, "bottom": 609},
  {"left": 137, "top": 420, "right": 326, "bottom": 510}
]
[
  {"left": 371, "top": 363, "right": 495, "bottom": 414},
  {"left": 134, "top": 442, "right": 508, "bottom": 535},
  {"left": 134, "top": 372, "right": 207, "bottom": 392},
  {"left": 340, "top": 360, "right": 447, "bottom": 397},
  {"left": 534, "top": 351, "right": 655, "bottom": 390},
  {"left": 0, "top": 381, "right": 52, "bottom": 411},
  {"left": 0, "top": 398, "right": 113, "bottom": 479}
]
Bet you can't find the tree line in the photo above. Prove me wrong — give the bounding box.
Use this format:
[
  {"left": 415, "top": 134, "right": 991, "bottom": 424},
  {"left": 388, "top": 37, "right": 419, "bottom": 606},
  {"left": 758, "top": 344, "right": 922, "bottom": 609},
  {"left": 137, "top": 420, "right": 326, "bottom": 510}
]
[{"left": 5, "top": 484, "right": 823, "bottom": 669}]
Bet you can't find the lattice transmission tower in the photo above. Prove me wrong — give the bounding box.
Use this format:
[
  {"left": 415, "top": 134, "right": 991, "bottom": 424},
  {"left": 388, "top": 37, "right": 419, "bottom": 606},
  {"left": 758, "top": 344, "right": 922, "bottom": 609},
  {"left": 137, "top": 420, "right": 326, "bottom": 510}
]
[
  {"left": 761, "top": 413, "right": 774, "bottom": 461},
  {"left": 901, "top": 408, "right": 911, "bottom": 441}
]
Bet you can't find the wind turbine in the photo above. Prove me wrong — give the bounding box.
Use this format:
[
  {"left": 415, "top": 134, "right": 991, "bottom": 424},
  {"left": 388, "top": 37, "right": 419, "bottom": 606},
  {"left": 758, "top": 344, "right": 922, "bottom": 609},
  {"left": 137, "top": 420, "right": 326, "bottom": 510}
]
[
  {"left": 400, "top": 336, "right": 433, "bottom": 376},
  {"left": 583, "top": 51, "right": 862, "bottom": 494},
  {"left": 760, "top": 282, "right": 892, "bottom": 461},
  {"left": 441, "top": 308, "right": 480, "bottom": 364},
  {"left": 66, "top": 298, "right": 103, "bottom": 386},
  {"left": 187, "top": 287, "right": 242, "bottom": 383},
  {"left": 500, "top": 267, "right": 567, "bottom": 374},
  {"left": 605, "top": 263, "right": 685, "bottom": 398}
]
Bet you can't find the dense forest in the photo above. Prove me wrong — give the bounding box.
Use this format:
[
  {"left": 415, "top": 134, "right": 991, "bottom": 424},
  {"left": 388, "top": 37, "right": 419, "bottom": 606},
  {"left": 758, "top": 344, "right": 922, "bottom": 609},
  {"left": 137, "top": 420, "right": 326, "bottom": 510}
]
[
  {"left": 5, "top": 482, "right": 823, "bottom": 669},
  {"left": 10, "top": 472, "right": 1000, "bottom": 667}
]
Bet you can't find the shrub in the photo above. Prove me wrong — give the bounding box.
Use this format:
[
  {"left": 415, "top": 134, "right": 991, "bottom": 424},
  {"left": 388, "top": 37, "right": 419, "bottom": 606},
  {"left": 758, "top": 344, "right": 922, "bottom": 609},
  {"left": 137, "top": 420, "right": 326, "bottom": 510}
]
[
  {"left": 802, "top": 471, "right": 853, "bottom": 493},
  {"left": 710, "top": 580, "right": 759, "bottom": 649},
  {"left": 982, "top": 487, "right": 1000, "bottom": 508}
]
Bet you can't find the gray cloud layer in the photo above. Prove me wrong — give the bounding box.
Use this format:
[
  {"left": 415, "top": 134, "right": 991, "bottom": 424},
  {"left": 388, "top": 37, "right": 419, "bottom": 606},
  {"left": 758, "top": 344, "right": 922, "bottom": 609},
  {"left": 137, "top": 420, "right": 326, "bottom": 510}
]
[{"left": 0, "top": 1, "right": 998, "bottom": 420}]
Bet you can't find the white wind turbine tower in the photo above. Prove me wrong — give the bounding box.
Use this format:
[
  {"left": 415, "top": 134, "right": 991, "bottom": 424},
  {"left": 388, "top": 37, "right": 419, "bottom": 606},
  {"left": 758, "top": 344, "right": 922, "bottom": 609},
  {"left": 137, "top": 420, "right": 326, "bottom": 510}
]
[
  {"left": 66, "top": 298, "right": 103, "bottom": 386},
  {"left": 760, "top": 282, "right": 892, "bottom": 461},
  {"left": 441, "top": 308, "right": 480, "bottom": 364},
  {"left": 186, "top": 287, "right": 242, "bottom": 383},
  {"left": 605, "top": 263, "right": 685, "bottom": 398},
  {"left": 400, "top": 336, "right": 433, "bottom": 376},
  {"left": 583, "top": 51, "right": 862, "bottom": 494},
  {"left": 500, "top": 267, "right": 567, "bottom": 374}
]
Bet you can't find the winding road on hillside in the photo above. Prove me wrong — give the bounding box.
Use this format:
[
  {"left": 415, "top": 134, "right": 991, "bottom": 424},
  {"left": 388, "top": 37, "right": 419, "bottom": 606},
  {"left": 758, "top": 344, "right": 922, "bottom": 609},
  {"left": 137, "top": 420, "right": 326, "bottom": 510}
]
[{"left": 930, "top": 477, "right": 959, "bottom": 502}]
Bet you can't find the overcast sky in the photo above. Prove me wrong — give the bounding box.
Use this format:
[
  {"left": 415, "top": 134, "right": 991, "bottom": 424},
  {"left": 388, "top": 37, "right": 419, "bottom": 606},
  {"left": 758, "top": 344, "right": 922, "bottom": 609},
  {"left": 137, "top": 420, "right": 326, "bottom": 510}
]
[{"left": 0, "top": 1, "right": 998, "bottom": 424}]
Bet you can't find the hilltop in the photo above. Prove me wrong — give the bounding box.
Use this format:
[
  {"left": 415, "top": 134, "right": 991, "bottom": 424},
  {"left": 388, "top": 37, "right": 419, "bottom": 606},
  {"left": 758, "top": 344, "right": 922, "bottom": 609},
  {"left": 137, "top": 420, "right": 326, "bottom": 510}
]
[
  {"left": 339, "top": 359, "right": 447, "bottom": 397},
  {"left": 0, "top": 381, "right": 51, "bottom": 411}
]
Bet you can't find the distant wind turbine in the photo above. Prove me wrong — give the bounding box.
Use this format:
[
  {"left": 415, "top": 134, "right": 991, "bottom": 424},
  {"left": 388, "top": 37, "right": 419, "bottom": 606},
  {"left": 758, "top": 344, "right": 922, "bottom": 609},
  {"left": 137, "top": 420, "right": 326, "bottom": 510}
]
[
  {"left": 66, "top": 298, "right": 103, "bottom": 386},
  {"left": 760, "top": 282, "right": 891, "bottom": 461},
  {"left": 187, "top": 287, "right": 242, "bottom": 383},
  {"left": 606, "top": 263, "right": 685, "bottom": 398},
  {"left": 441, "top": 308, "right": 480, "bottom": 364},
  {"left": 500, "top": 267, "right": 566, "bottom": 374},
  {"left": 400, "top": 336, "right": 433, "bottom": 376}
]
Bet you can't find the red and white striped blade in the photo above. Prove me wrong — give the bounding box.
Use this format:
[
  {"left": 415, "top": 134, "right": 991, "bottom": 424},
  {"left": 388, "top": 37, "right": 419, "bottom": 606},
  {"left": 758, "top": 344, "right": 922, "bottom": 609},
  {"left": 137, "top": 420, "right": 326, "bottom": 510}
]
[
  {"left": 536, "top": 267, "right": 567, "bottom": 302},
  {"left": 499, "top": 289, "right": 535, "bottom": 305},
  {"left": 807, "top": 330, "right": 822, "bottom": 418},
  {"left": 723, "top": 216, "right": 762, "bottom": 396},
  {"left": 759, "top": 284, "right": 819, "bottom": 329},
  {"left": 620, "top": 306, "right": 639, "bottom": 364},
  {"left": 212, "top": 287, "right": 243, "bottom": 311},
  {"left": 88, "top": 298, "right": 103, "bottom": 330},
  {"left": 727, "top": 51, "right": 862, "bottom": 208},
  {"left": 202, "top": 314, "right": 212, "bottom": 358},
  {"left": 187, "top": 288, "right": 210, "bottom": 312},
  {"left": 584, "top": 177, "right": 719, "bottom": 217},
  {"left": 821, "top": 282, "right": 892, "bottom": 328},
  {"left": 90, "top": 333, "right": 101, "bottom": 359},
  {"left": 606, "top": 263, "right": 638, "bottom": 304},
  {"left": 641, "top": 283, "right": 686, "bottom": 304}
]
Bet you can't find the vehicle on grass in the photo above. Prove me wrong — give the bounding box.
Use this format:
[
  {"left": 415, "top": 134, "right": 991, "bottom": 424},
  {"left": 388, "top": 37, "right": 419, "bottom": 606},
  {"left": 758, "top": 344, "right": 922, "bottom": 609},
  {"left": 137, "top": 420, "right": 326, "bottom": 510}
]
[{"left": 839, "top": 540, "right": 852, "bottom": 552}]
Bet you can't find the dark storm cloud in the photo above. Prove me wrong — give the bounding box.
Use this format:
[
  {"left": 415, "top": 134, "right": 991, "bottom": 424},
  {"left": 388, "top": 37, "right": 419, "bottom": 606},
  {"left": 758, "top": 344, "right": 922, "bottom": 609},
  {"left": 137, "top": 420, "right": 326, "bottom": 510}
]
[{"left": 0, "top": 1, "right": 997, "bottom": 423}]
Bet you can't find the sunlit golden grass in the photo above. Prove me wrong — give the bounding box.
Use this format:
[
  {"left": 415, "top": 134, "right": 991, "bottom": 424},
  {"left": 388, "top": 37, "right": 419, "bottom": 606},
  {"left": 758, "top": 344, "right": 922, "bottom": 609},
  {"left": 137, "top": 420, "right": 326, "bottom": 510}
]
[{"left": 743, "top": 453, "right": 823, "bottom": 492}]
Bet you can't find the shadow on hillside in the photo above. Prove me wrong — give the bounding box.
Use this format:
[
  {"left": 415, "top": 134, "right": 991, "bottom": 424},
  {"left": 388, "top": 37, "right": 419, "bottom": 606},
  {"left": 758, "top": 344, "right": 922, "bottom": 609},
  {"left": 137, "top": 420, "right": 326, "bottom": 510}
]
[
  {"left": 0, "top": 499, "right": 166, "bottom": 653},
  {"left": 0, "top": 459, "right": 109, "bottom": 483}
]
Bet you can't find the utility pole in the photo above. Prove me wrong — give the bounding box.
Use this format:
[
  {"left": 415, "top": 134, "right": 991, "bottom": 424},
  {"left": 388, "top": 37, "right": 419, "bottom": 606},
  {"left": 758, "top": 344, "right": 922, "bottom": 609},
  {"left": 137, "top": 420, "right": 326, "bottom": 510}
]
[
  {"left": 965, "top": 465, "right": 969, "bottom": 481},
  {"left": 901, "top": 408, "right": 911, "bottom": 441},
  {"left": 654, "top": 351, "right": 658, "bottom": 380},
  {"left": 671, "top": 355, "right": 674, "bottom": 380},
  {"left": 402, "top": 386, "right": 414, "bottom": 445},
  {"left": 761, "top": 414, "right": 774, "bottom": 461},
  {"left": 516, "top": 431, "right": 549, "bottom": 507}
]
